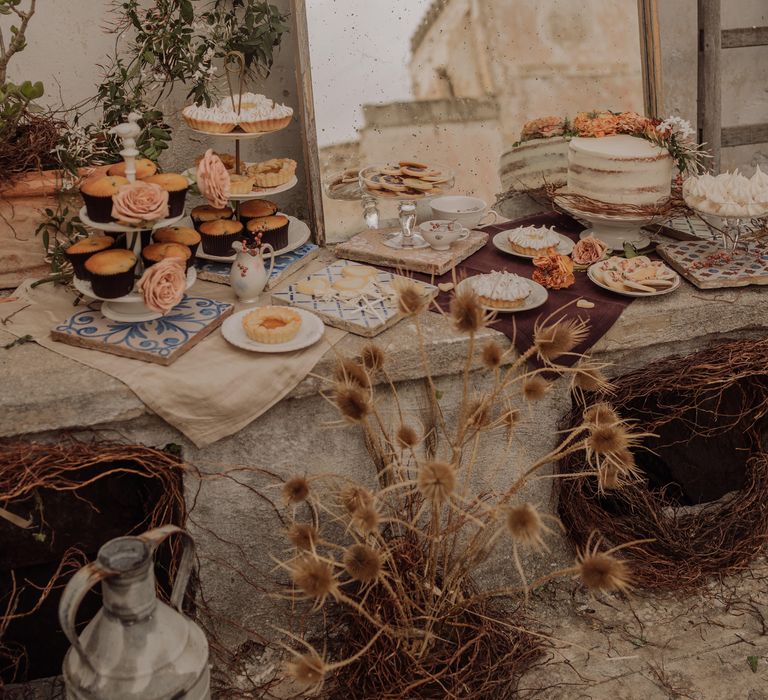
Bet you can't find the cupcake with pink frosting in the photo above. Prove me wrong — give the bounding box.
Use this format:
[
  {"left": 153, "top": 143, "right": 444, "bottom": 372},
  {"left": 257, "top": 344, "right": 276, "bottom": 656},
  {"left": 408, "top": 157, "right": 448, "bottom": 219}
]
[
  {"left": 111, "top": 181, "right": 170, "bottom": 226},
  {"left": 137, "top": 258, "right": 187, "bottom": 315},
  {"left": 196, "top": 149, "right": 231, "bottom": 209}
]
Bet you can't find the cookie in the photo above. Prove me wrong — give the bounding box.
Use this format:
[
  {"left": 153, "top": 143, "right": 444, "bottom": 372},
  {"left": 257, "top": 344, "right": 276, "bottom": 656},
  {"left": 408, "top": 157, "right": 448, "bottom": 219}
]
[
  {"left": 380, "top": 175, "right": 407, "bottom": 192},
  {"left": 296, "top": 277, "right": 331, "bottom": 296},
  {"left": 402, "top": 178, "right": 432, "bottom": 191}
]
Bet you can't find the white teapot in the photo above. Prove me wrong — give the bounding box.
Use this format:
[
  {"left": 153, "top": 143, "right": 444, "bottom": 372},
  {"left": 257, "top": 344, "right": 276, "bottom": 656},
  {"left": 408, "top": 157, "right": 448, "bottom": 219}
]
[{"left": 229, "top": 240, "right": 275, "bottom": 303}]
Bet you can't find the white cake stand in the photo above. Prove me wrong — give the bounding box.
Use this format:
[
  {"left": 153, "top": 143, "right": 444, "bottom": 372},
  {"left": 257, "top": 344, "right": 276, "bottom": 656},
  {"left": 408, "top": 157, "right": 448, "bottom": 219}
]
[
  {"left": 554, "top": 195, "right": 661, "bottom": 251},
  {"left": 79, "top": 207, "right": 185, "bottom": 253},
  {"left": 74, "top": 267, "right": 197, "bottom": 323}
]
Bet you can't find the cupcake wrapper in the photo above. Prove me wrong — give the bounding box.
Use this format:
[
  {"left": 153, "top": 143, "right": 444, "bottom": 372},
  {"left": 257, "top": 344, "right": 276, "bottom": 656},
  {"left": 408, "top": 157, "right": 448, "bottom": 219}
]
[
  {"left": 90, "top": 268, "right": 136, "bottom": 299},
  {"left": 260, "top": 221, "right": 289, "bottom": 251},
  {"left": 81, "top": 193, "right": 115, "bottom": 224},
  {"left": 192, "top": 214, "right": 234, "bottom": 235},
  {"left": 199, "top": 231, "right": 244, "bottom": 257},
  {"left": 167, "top": 188, "right": 189, "bottom": 218},
  {"left": 65, "top": 249, "right": 111, "bottom": 280}
]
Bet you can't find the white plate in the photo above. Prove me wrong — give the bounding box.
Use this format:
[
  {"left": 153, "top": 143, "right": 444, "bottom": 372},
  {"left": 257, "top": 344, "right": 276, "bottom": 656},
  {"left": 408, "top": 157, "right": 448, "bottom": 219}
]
[
  {"left": 183, "top": 165, "right": 298, "bottom": 201},
  {"left": 456, "top": 276, "right": 548, "bottom": 313},
  {"left": 221, "top": 307, "right": 325, "bottom": 353},
  {"left": 186, "top": 125, "right": 288, "bottom": 139},
  {"left": 492, "top": 230, "right": 574, "bottom": 258},
  {"left": 586, "top": 262, "right": 681, "bottom": 297},
  {"left": 79, "top": 207, "right": 184, "bottom": 233},
  {"left": 196, "top": 215, "right": 310, "bottom": 262}
]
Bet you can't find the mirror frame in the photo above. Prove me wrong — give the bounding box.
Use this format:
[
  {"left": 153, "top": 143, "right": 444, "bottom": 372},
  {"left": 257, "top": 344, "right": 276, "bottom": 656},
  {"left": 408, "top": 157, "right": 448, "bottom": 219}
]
[{"left": 292, "top": 0, "right": 664, "bottom": 247}]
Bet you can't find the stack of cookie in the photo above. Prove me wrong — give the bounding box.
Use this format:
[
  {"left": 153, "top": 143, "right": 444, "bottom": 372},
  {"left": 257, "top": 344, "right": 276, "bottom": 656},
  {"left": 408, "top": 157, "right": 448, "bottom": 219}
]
[{"left": 361, "top": 161, "right": 451, "bottom": 199}]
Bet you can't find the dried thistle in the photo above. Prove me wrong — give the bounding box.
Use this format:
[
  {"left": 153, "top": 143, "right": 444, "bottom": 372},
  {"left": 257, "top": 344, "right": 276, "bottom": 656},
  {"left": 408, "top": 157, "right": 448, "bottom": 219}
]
[
  {"left": 351, "top": 506, "right": 380, "bottom": 534},
  {"left": 587, "top": 422, "right": 630, "bottom": 455},
  {"left": 333, "top": 381, "right": 371, "bottom": 422},
  {"left": 283, "top": 476, "right": 310, "bottom": 505},
  {"left": 360, "top": 342, "right": 385, "bottom": 373},
  {"left": 290, "top": 555, "right": 338, "bottom": 606},
  {"left": 393, "top": 277, "right": 426, "bottom": 316},
  {"left": 466, "top": 398, "right": 491, "bottom": 429},
  {"left": 417, "top": 461, "right": 456, "bottom": 504},
  {"left": 286, "top": 650, "right": 327, "bottom": 691},
  {"left": 343, "top": 543, "right": 382, "bottom": 583},
  {"left": 334, "top": 358, "right": 371, "bottom": 389},
  {"left": 481, "top": 340, "right": 504, "bottom": 369},
  {"left": 522, "top": 376, "right": 551, "bottom": 402},
  {"left": 505, "top": 503, "right": 547, "bottom": 549},
  {"left": 339, "top": 486, "right": 374, "bottom": 516},
  {"left": 449, "top": 285, "right": 486, "bottom": 334},
  {"left": 396, "top": 424, "right": 419, "bottom": 448},
  {"left": 572, "top": 360, "right": 613, "bottom": 394},
  {"left": 584, "top": 402, "right": 620, "bottom": 427},
  {"left": 575, "top": 539, "right": 632, "bottom": 594},
  {"left": 534, "top": 317, "right": 589, "bottom": 362},
  {"left": 287, "top": 523, "right": 319, "bottom": 551}
]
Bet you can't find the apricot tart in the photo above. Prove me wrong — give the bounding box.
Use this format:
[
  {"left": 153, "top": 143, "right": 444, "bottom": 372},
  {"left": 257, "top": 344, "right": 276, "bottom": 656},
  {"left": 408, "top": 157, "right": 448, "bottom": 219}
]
[{"left": 242, "top": 306, "right": 302, "bottom": 344}]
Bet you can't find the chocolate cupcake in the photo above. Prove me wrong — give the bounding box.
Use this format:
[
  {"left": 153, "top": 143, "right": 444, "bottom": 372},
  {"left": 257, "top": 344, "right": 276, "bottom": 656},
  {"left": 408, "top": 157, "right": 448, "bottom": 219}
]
[
  {"left": 153, "top": 226, "right": 201, "bottom": 258},
  {"left": 144, "top": 173, "right": 189, "bottom": 218},
  {"left": 198, "top": 219, "right": 244, "bottom": 256},
  {"left": 246, "top": 214, "right": 289, "bottom": 251},
  {"left": 64, "top": 235, "right": 115, "bottom": 279},
  {"left": 238, "top": 198, "right": 279, "bottom": 228},
  {"left": 84, "top": 249, "right": 137, "bottom": 298},
  {"left": 142, "top": 242, "right": 192, "bottom": 270},
  {"left": 107, "top": 158, "right": 158, "bottom": 180},
  {"left": 80, "top": 176, "right": 129, "bottom": 223},
  {"left": 190, "top": 204, "right": 234, "bottom": 233}
]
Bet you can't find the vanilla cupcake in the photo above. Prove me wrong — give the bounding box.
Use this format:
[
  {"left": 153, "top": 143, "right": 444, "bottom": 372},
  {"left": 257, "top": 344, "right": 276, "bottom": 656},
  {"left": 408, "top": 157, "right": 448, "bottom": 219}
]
[
  {"left": 107, "top": 158, "right": 157, "bottom": 180},
  {"left": 80, "top": 175, "right": 129, "bottom": 223},
  {"left": 238, "top": 199, "right": 278, "bottom": 226},
  {"left": 142, "top": 242, "right": 192, "bottom": 270},
  {"left": 64, "top": 235, "right": 115, "bottom": 280},
  {"left": 198, "top": 219, "right": 244, "bottom": 256},
  {"left": 245, "top": 214, "right": 289, "bottom": 250},
  {"left": 153, "top": 226, "right": 201, "bottom": 258},
  {"left": 182, "top": 104, "right": 238, "bottom": 133},
  {"left": 143, "top": 173, "right": 189, "bottom": 217},
  {"left": 190, "top": 205, "right": 234, "bottom": 233},
  {"left": 85, "top": 249, "right": 137, "bottom": 298}
]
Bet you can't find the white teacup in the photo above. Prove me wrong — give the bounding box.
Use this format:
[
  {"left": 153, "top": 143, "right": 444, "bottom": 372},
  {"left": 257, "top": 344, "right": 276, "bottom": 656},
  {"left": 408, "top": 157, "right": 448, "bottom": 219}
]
[
  {"left": 430, "top": 196, "right": 498, "bottom": 229},
  {"left": 418, "top": 220, "right": 469, "bottom": 251}
]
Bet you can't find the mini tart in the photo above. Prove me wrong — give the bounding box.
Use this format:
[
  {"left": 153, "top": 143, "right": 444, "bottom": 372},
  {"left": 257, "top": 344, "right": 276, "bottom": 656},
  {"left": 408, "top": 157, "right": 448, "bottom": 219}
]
[
  {"left": 191, "top": 205, "right": 234, "bottom": 233},
  {"left": 80, "top": 175, "right": 129, "bottom": 223},
  {"left": 248, "top": 158, "right": 296, "bottom": 188},
  {"left": 153, "top": 226, "right": 201, "bottom": 257},
  {"left": 84, "top": 249, "right": 137, "bottom": 299},
  {"left": 238, "top": 113, "right": 293, "bottom": 134},
  {"left": 195, "top": 151, "right": 235, "bottom": 171},
  {"left": 341, "top": 264, "right": 378, "bottom": 280},
  {"left": 64, "top": 235, "right": 115, "bottom": 280},
  {"left": 181, "top": 104, "right": 238, "bottom": 133},
  {"left": 242, "top": 306, "right": 302, "bottom": 344},
  {"left": 239, "top": 198, "right": 278, "bottom": 224},
  {"left": 143, "top": 173, "right": 189, "bottom": 217},
  {"left": 468, "top": 271, "right": 531, "bottom": 310},
  {"left": 107, "top": 158, "right": 157, "bottom": 179},
  {"left": 141, "top": 242, "right": 192, "bottom": 269},
  {"left": 245, "top": 214, "right": 289, "bottom": 250},
  {"left": 198, "top": 219, "right": 244, "bottom": 256},
  {"left": 229, "top": 174, "right": 255, "bottom": 195},
  {"left": 296, "top": 277, "right": 331, "bottom": 296},
  {"left": 507, "top": 226, "right": 561, "bottom": 256}
]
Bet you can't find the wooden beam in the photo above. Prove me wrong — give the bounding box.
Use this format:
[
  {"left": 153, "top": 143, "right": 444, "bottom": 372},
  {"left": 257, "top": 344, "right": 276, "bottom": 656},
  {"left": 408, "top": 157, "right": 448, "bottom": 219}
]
[
  {"left": 291, "top": 0, "right": 326, "bottom": 246},
  {"left": 698, "top": 0, "right": 722, "bottom": 172},
  {"left": 637, "top": 0, "right": 663, "bottom": 117},
  {"left": 722, "top": 26, "right": 768, "bottom": 49},
  {"left": 722, "top": 123, "right": 768, "bottom": 148}
]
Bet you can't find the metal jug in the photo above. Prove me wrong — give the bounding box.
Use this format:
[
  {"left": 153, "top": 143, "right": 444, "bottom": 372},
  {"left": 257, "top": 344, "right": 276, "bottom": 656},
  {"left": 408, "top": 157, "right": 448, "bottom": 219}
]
[{"left": 59, "top": 525, "right": 211, "bottom": 699}]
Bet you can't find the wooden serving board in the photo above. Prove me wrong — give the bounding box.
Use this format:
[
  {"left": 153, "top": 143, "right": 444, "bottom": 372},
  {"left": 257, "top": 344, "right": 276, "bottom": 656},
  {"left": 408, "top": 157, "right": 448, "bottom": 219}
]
[
  {"left": 334, "top": 228, "right": 488, "bottom": 276},
  {"left": 51, "top": 296, "right": 233, "bottom": 365},
  {"left": 195, "top": 242, "right": 319, "bottom": 288},
  {"left": 657, "top": 239, "right": 768, "bottom": 289},
  {"left": 270, "top": 260, "right": 438, "bottom": 337}
]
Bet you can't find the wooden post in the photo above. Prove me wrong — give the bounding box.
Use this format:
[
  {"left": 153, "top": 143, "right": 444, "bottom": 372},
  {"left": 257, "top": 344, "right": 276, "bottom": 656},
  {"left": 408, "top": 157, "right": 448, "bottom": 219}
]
[
  {"left": 698, "top": 0, "right": 722, "bottom": 172},
  {"left": 291, "top": 0, "right": 326, "bottom": 246},
  {"left": 637, "top": 0, "right": 663, "bottom": 118}
]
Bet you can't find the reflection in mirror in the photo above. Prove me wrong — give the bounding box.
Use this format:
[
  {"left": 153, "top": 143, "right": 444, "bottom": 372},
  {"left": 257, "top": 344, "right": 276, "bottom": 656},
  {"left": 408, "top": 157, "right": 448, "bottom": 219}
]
[{"left": 307, "top": 0, "right": 646, "bottom": 242}]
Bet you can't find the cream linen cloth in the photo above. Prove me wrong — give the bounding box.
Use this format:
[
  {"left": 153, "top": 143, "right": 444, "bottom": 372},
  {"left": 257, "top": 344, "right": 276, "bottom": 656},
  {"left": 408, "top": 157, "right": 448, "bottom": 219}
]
[{"left": 1, "top": 274, "right": 344, "bottom": 447}]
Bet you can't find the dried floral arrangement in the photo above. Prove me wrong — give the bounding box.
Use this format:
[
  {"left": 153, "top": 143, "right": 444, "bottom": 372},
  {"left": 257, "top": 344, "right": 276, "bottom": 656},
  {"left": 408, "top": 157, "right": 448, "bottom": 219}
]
[
  {"left": 557, "top": 335, "right": 768, "bottom": 592},
  {"left": 273, "top": 283, "right": 645, "bottom": 698}
]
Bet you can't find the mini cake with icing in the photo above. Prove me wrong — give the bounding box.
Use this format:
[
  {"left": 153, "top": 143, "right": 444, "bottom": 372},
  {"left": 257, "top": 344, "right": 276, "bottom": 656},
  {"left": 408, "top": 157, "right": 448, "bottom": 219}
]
[
  {"left": 507, "top": 225, "right": 561, "bottom": 256},
  {"left": 242, "top": 306, "right": 302, "bottom": 344},
  {"left": 64, "top": 235, "right": 115, "bottom": 279},
  {"left": 143, "top": 173, "right": 189, "bottom": 217},
  {"left": 239, "top": 199, "right": 278, "bottom": 225},
  {"left": 181, "top": 104, "right": 238, "bottom": 133},
  {"left": 245, "top": 214, "right": 289, "bottom": 250},
  {"left": 153, "top": 226, "right": 201, "bottom": 257},
  {"left": 468, "top": 271, "right": 531, "bottom": 309},
  {"left": 107, "top": 158, "right": 157, "bottom": 180},
  {"left": 84, "top": 249, "right": 137, "bottom": 298},
  {"left": 141, "top": 242, "right": 192, "bottom": 269},
  {"left": 191, "top": 205, "right": 234, "bottom": 232},
  {"left": 80, "top": 175, "right": 129, "bottom": 223},
  {"left": 230, "top": 95, "right": 293, "bottom": 132},
  {"left": 198, "top": 219, "right": 244, "bottom": 256}
]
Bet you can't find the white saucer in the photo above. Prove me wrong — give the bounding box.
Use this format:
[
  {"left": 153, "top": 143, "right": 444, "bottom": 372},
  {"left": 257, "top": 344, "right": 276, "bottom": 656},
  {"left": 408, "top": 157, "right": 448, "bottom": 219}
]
[
  {"left": 456, "top": 276, "right": 548, "bottom": 313},
  {"left": 492, "top": 230, "right": 574, "bottom": 258},
  {"left": 221, "top": 307, "right": 324, "bottom": 353},
  {"left": 586, "top": 263, "right": 680, "bottom": 297},
  {"left": 196, "top": 215, "right": 311, "bottom": 262}
]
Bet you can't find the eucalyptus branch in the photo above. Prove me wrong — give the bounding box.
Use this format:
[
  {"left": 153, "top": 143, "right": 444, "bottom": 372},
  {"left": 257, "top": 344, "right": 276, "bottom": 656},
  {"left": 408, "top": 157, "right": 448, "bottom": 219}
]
[{"left": 0, "top": 0, "right": 36, "bottom": 85}]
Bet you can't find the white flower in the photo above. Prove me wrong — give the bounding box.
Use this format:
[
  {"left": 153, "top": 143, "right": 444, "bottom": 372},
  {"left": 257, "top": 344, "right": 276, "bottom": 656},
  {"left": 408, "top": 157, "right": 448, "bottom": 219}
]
[{"left": 657, "top": 115, "right": 694, "bottom": 141}]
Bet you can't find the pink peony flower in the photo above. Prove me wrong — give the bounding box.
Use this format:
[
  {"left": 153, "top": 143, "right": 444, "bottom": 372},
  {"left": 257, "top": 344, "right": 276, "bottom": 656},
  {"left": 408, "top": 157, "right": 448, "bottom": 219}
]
[
  {"left": 196, "top": 149, "right": 231, "bottom": 209},
  {"left": 521, "top": 116, "right": 566, "bottom": 141},
  {"left": 111, "top": 181, "right": 170, "bottom": 225},
  {"left": 137, "top": 258, "right": 186, "bottom": 314}
]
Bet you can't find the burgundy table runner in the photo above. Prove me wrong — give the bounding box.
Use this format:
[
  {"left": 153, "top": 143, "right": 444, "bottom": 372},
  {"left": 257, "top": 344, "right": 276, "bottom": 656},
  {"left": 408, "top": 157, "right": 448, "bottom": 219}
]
[{"left": 419, "top": 212, "right": 634, "bottom": 366}]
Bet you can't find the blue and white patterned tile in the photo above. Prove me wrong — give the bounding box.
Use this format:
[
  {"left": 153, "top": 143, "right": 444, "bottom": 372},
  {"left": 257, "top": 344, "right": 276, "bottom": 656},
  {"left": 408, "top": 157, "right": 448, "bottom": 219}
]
[{"left": 52, "top": 296, "right": 233, "bottom": 362}]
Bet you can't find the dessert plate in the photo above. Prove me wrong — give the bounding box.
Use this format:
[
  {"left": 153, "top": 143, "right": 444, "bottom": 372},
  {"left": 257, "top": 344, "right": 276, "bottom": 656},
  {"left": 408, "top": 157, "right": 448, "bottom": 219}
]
[
  {"left": 492, "top": 231, "right": 574, "bottom": 258},
  {"left": 455, "top": 276, "right": 548, "bottom": 313},
  {"left": 196, "top": 216, "right": 311, "bottom": 262},
  {"left": 587, "top": 260, "right": 681, "bottom": 297},
  {"left": 221, "top": 307, "right": 324, "bottom": 353},
  {"left": 186, "top": 125, "right": 288, "bottom": 139},
  {"left": 183, "top": 165, "right": 298, "bottom": 201},
  {"left": 79, "top": 207, "right": 184, "bottom": 234}
]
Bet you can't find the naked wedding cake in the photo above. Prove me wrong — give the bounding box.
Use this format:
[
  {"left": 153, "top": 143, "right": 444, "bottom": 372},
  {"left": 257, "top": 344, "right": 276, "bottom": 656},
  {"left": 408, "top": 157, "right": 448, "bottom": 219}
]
[
  {"left": 567, "top": 134, "right": 673, "bottom": 207},
  {"left": 499, "top": 136, "right": 570, "bottom": 192}
]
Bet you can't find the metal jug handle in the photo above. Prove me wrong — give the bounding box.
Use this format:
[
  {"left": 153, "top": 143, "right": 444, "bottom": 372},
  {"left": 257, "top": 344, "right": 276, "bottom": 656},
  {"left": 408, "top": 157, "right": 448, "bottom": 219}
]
[{"left": 138, "top": 524, "right": 196, "bottom": 611}]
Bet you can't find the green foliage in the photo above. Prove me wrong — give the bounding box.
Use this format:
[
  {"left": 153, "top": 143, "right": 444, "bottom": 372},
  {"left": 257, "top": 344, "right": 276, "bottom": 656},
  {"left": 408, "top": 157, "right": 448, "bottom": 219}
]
[
  {"left": 33, "top": 203, "right": 88, "bottom": 287},
  {"left": 0, "top": 79, "right": 43, "bottom": 135}
]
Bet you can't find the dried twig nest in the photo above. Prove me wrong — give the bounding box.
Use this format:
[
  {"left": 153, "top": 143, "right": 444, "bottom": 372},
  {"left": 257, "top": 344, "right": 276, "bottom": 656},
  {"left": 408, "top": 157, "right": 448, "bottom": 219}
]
[{"left": 556, "top": 337, "right": 768, "bottom": 591}]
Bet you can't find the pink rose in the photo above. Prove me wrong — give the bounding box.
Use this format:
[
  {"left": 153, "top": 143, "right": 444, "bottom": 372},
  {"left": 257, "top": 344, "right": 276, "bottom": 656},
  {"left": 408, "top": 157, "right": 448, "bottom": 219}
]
[
  {"left": 196, "top": 149, "right": 231, "bottom": 209},
  {"left": 111, "top": 181, "right": 170, "bottom": 225},
  {"left": 137, "top": 258, "right": 187, "bottom": 314}
]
